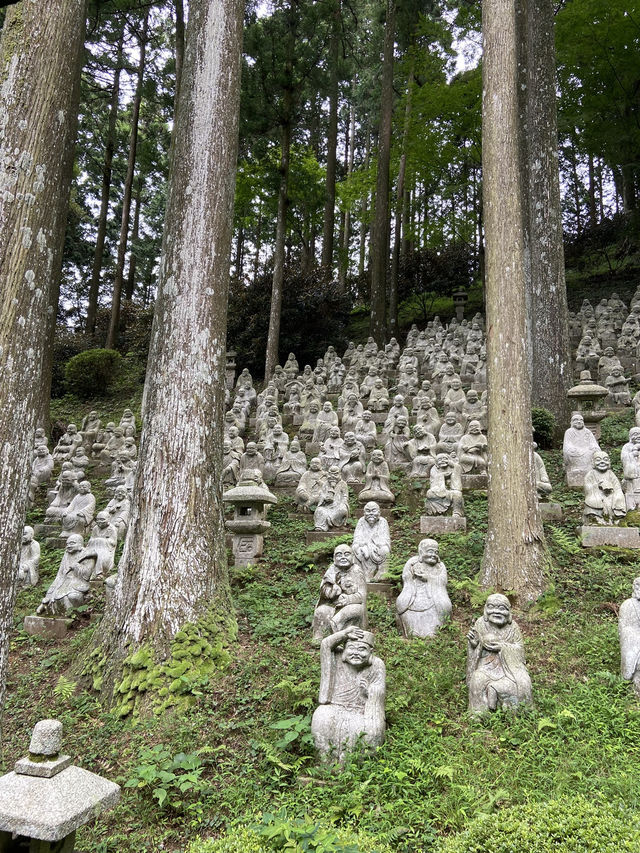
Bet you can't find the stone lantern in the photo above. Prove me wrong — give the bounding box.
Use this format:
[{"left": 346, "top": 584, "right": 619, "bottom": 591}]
[
  {"left": 452, "top": 287, "right": 468, "bottom": 322},
  {"left": 0, "top": 720, "right": 120, "bottom": 853},
  {"left": 223, "top": 468, "right": 277, "bottom": 566},
  {"left": 567, "top": 370, "right": 608, "bottom": 438}
]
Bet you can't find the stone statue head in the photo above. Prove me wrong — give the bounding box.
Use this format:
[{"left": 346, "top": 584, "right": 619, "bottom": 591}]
[
  {"left": 371, "top": 449, "right": 384, "bottom": 465},
  {"left": 223, "top": 440, "right": 231, "bottom": 454},
  {"left": 309, "top": 457, "right": 322, "bottom": 472},
  {"left": 95, "top": 511, "right": 109, "bottom": 528},
  {"left": 329, "top": 426, "right": 341, "bottom": 439},
  {"left": 114, "top": 486, "right": 128, "bottom": 500},
  {"left": 396, "top": 416, "right": 408, "bottom": 429},
  {"left": 393, "top": 394, "right": 404, "bottom": 407},
  {"left": 290, "top": 439, "right": 301, "bottom": 453},
  {"left": 363, "top": 501, "right": 381, "bottom": 524},
  {"left": 444, "top": 412, "right": 457, "bottom": 425},
  {"left": 66, "top": 534, "right": 84, "bottom": 553},
  {"left": 333, "top": 543, "right": 354, "bottom": 569},
  {"left": 466, "top": 390, "right": 479, "bottom": 403},
  {"left": 629, "top": 428, "right": 640, "bottom": 446},
  {"left": 78, "top": 480, "right": 91, "bottom": 495},
  {"left": 604, "top": 347, "right": 615, "bottom": 357},
  {"left": 418, "top": 538, "right": 439, "bottom": 565},
  {"left": 413, "top": 424, "right": 425, "bottom": 439},
  {"left": 246, "top": 442, "right": 257, "bottom": 455},
  {"left": 468, "top": 420, "right": 482, "bottom": 435},
  {"left": 35, "top": 428, "right": 45, "bottom": 438},
  {"left": 435, "top": 453, "right": 451, "bottom": 470},
  {"left": 229, "top": 426, "right": 239, "bottom": 439},
  {"left": 323, "top": 401, "right": 333, "bottom": 412},
  {"left": 327, "top": 465, "right": 341, "bottom": 483},
  {"left": 344, "top": 432, "right": 356, "bottom": 446},
  {"left": 592, "top": 450, "right": 611, "bottom": 471},
  {"left": 362, "top": 410, "right": 372, "bottom": 422},
  {"left": 309, "top": 401, "right": 320, "bottom": 413},
  {"left": 570, "top": 413, "right": 585, "bottom": 430},
  {"left": 483, "top": 593, "right": 512, "bottom": 626},
  {"left": 67, "top": 424, "right": 78, "bottom": 435},
  {"left": 23, "top": 526, "right": 34, "bottom": 544},
  {"left": 60, "top": 470, "right": 76, "bottom": 485},
  {"left": 36, "top": 445, "right": 48, "bottom": 458},
  {"left": 123, "top": 408, "right": 133, "bottom": 419},
  {"left": 114, "top": 427, "right": 124, "bottom": 438},
  {"left": 421, "top": 381, "right": 431, "bottom": 391}
]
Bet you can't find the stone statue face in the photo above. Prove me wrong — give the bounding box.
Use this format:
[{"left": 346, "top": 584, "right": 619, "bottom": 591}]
[
  {"left": 397, "top": 416, "right": 407, "bottom": 428},
  {"left": 371, "top": 450, "right": 383, "bottom": 464},
  {"left": 290, "top": 440, "right": 300, "bottom": 452},
  {"left": 23, "top": 526, "right": 33, "bottom": 544},
  {"left": 467, "top": 391, "right": 478, "bottom": 402},
  {"left": 362, "top": 411, "right": 372, "bottom": 421},
  {"left": 229, "top": 426, "right": 238, "bottom": 438},
  {"left": 630, "top": 430, "right": 640, "bottom": 447},
  {"left": 96, "top": 512, "right": 109, "bottom": 527},
  {"left": 452, "top": 378, "right": 461, "bottom": 389},
  {"left": 310, "top": 403, "right": 319, "bottom": 413},
  {"left": 114, "top": 487, "right": 127, "bottom": 500},
  {"left": 323, "top": 402, "right": 332, "bottom": 412},
  {"left": 593, "top": 451, "right": 611, "bottom": 472},
  {"left": 394, "top": 395, "right": 403, "bottom": 406},
  {"left": 342, "top": 640, "right": 373, "bottom": 669},
  {"left": 445, "top": 413, "right": 457, "bottom": 425},
  {"left": 484, "top": 594, "right": 511, "bottom": 627},
  {"left": 68, "top": 425, "right": 77, "bottom": 435},
  {"left": 114, "top": 428, "right": 124, "bottom": 438},
  {"left": 66, "top": 534, "right": 84, "bottom": 553},
  {"left": 35, "top": 428, "right": 45, "bottom": 438},
  {"left": 414, "top": 425, "right": 425, "bottom": 438},
  {"left": 435, "top": 454, "right": 450, "bottom": 469},
  {"left": 418, "top": 538, "right": 439, "bottom": 564},
  {"left": 310, "top": 458, "right": 321, "bottom": 471},
  {"left": 223, "top": 441, "right": 231, "bottom": 453},
  {"left": 422, "top": 381, "right": 431, "bottom": 390},
  {"left": 246, "top": 443, "right": 257, "bottom": 455},
  {"left": 364, "top": 502, "right": 380, "bottom": 524},
  {"left": 36, "top": 446, "right": 48, "bottom": 457},
  {"left": 344, "top": 433, "right": 355, "bottom": 446},
  {"left": 333, "top": 544, "right": 353, "bottom": 568},
  {"left": 571, "top": 414, "right": 585, "bottom": 430},
  {"left": 329, "top": 427, "right": 340, "bottom": 439},
  {"left": 469, "top": 421, "right": 482, "bottom": 434}
]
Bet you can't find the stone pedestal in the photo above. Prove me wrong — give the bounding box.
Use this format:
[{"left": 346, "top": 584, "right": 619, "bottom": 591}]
[
  {"left": 580, "top": 526, "right": 640, "bottom": 548},
  {"left": 33, "top": 524, "right": 59, "bottom": 540},
  {"left": 539, "top": 502, "right": 563, "bottom": 523},
  {"left": 231, "top": 533, "right": 264, "bottom": 566},
  {"left": 305, "top": 529, "right": 351, "bottom": 545},
  {"left": 420, "top": 515, "right": 467, "bottom": 535},
  {"left": 366, "top": 582, "right": 394, "bottom": 602},
  {"left": 271, "top": 485, "right": 298, "bottom": 498},
  {"left": 461, "top": 474, "right": 488, "bottom": 491},
  {"left": 23, "top": 615, "right": 70, "bottom": 639},
  {"left": 566, "top": 470, "right": 586, "bottom": 489}
]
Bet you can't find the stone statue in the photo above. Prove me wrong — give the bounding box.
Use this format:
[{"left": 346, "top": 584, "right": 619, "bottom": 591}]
[
  {"left": 312, "top": 544, "right": 367, "bottom": 641},
  {"left": 33, "top": 427, "right": 48, "bottom": 455},
  {"left": 119, "top": 408, "right": 137, "bottom": 437},
  {"left": 52, "top": 424, "right": 82, "bottom": 463},
  {"left": 82, "top": 512, "right": 118, "bottom": 578},
  {"left": 104, "top": 451, "right": 135, "bottom": 492},
  {"left": 621, "top": 428, "right": 640, "bottom": 511},
  {"left": 91, "top": 422, "right": 115, "bottom": 458},
  {"left": 311, "top": 627, "right": 385, "bottom": 763},
  {"left": 105, "top": 485, "right": 131, "bottom": 540},
  {"left": 583, "top": 450, "right": 626, "bottom": 525},
  {"left": 619, "top": 577, "right": 640, "bottom": 696},
  {"left": 81, "top": 411, "right": 101, "bottom": 448},
  {"left": 45, "top": 470, "right": 78, "bottom": 521},
  {"left": 274, "top": 439, "right": 307, "bottom": 487},
  {"left": 320, "top": 426, "right": 344, "bottom": 470},
  {"left": 424, "top": 453, "right": 464, "bottom": 518},
  {"left": 18, "top": 526, "right": 40, "bottom": 589},
  {"left": 563, "top": 412, "right": 600, "bottom": 487},
  {"left": 407, "top": 425, "right": 436, "bottom": 479},
  {"left": 239, "top": 442, "right": 265, "bottom": 478},
  {"left": 222, "top": 440, "right": 240, "bottom": 487},
  {"left": 313, "top": 401, "right": 339, "bottom": 445},
  {"left": 28, "top": 445, "right": 54, "bottom": 504},
  {"left": 466, "top": 594, "right": 532, "bottom": 714},
  {"left": 60, "top": 480, "right": 96, "bottom": 539},
  {"left": 436, "top": 412, "right": 463, "bottom": 455},
  {"left": 605, "top": 365, "right": 631, "bottom": 406},
  {"left": 338, "top": 432, "right": 366, "bottom": 484},
  {"left": 396, "top": 538, "right": 452, "bottom": 638},
  {"left": 533, "top": 442, "right": 552, "bottom": 500},
  {"left": 383, "top": 415, "right": 411, "bottom": 471},
  {"left": 352, "top": 502, "right": 391, "bottom": 582},
  {"left": 295, "top": 457, "right": 327, "bottom": 511},
  {"left": 313, "top": 466, "right": 350, "bottom": 531},
  {"left": 368, "top": 378, "right": 390, "bottom": 412},
  {"left": 458, "top": 420, "right": 488, "bottom": 474},
  {"left": 37, "top": 535, "right": 92, "bottom": 617},
  {"left": 359, "top": 450, "right": 395, "bottom": 504},
  {"left": 99, "top": 426, "right": 125, "bottom": 465},
  {"left": 354, "top": 410, "right": 377, "bottom": 451}
]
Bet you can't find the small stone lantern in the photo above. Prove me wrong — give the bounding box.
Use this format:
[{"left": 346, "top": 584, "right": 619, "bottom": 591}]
[
  {"left": 0, "top": 720, "right": 120, "bottom": 853},
  {"left": 567, "top": 370, "right": 608, "bottom": 438},
  {"left": 452, "top": 287, "right": 468, "bottom": 322},
  {"left": 223, "top": 468, "right": 277, "bottom": 566}
]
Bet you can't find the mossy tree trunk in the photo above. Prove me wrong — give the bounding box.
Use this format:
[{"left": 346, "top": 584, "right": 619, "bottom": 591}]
[
  {"left": 0, "top": 0, "right": 85, "bottom": 726},
  {"left": 480, "top": 0, "right": 546, "bottom": 604},
  {"left": 95, "top": 0, "right": 243, "bottom": 700}
]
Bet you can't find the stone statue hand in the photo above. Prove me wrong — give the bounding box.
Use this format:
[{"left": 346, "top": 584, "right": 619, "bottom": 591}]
[
  {"left": 482, "top": 639, "right": 501, "bottom": 652},
  {"left": 336, "top": 594, "right": 348, "bottom": 607},
  {"left": 358, "top": 678, "right": 369, "bottom": 698},
  {"left": 467, "top": 627, "right": 479, "bottom": 647},
  {"left": 346, "top": 626, "right": 364, "bottom": 641}
]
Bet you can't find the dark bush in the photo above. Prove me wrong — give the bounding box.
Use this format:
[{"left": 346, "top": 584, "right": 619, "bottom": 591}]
[
  {"left": 64, "top": 348, "right": 122, "bottom": 398},
  {"left": 532, "top": 406, "right": 556, "bottom": 449}
]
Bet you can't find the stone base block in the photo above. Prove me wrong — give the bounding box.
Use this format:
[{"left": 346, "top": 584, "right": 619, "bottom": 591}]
[
  {"left": 305, "top": 529, "right": 351, "bottom": 545},
  {"left": 461, "top": 474, "right": 488, "bottom": 491},
  {"left": 419, "top": 515, "right": 467, "bottom": 535},
  {"left": 271, "top": 485, "right": 298, "bottom": 497},
  {"left": 45, "top": 536, "right": 69, "bottom": 550},
  {"left": 231, "top": 533, "right": 264, "bottom": 566},
  {"left": 34, "top": 523, "right": 59, "bottom": 539},
  {"left": 366, "top": 581, "right": 395, "bottom": 601},
  {"left": 539, "top": 502, "right": 563, "bottom": 523},
  {"left": 565, "top": 471, "right": 586, "bottom": 489},
  {"left": 24, "top": 615, "right": 69, "bottom": 639},
  {"left": 581, "top": 526, "right": 640, "bottom": 548}
]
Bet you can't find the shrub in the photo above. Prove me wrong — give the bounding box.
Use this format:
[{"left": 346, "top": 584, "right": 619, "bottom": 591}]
[
  {"left": 532, "top": 406, "right": 556, "bottom": 449},
  {"left": 438, "top": 796, "right": 640, "bottom": 853},
  {"left": 64, "top": 348, "right": 122, "bottom": 398}
]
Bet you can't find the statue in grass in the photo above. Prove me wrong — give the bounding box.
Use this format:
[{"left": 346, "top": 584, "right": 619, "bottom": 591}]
[
  {"left": 621, "top": 428, "right": 640, "bottom": 511},
  {"left": 396, "top": 538, "right": 451, "bottom": 638},
  {"left": 619, "top": 577, "right": 640, "bottom": 696},
  {"left": 352, "top": 502, "right": 391, "bottom": 582},
  {"left": 313, "top": 466, "right": 350, "bottom": 531},
  {"left": 311, "top": 626, "right": 385, "bottom": 763},
  {"left": 466, "top": 594, "right": 532, "bottom": 714},
  {"left": 36, "top": 535, "right": 93, "bottom": 617},
  {"left": 312, "top": 544, "right": 366, "bottom": 641},
  {"left": 582, "top": 450, "right": 626, "bottom": 526},
  {"left": 18, "top": 526, "right": 40, "bottom": 589}
]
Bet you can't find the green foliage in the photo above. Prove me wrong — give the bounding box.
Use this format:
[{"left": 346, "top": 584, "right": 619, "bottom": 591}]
[
  {"left": 125, "top": 744, "right": 209, "bottom": 814},
  {"left": 64, "top": 348, "right": 122, "bottom": 398},
  {"left": 268, "top": 715, "right": 313, "bottom": 751},
  {"left": 253, "top": 810, "right": 394, "bottom": 853},
  {"left": 532, "top": 407, "right": 556, "bottom": 449},
  {"left": 438, "top": 795, "right": 640, "bottom": 852},
  {"left": 600, "top": 410, "right": 635, "bottom": 447}
]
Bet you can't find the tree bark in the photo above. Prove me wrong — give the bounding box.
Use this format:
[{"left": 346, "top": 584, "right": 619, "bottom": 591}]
[
  {"left": 174, "top": 0, "right": 185, "bottom": 105},
  {"left": 124, "top": 173, "right": 142, "bottom": 300},
  {"left": 480, "top": 0, "right": 546, "bottom": 604},
  {"left": 105, "top": 10, "right": 148, "bottom": 350},
  {"left": 358, "top": 126, "right": 370, "bottom": 277},
  {"left": 86, "top": 24, "right": 124, "bottom": 336},
  {"left": 369, "top": 0, "right": 395, "bottom": 346},
  {"left": 338, "top": 99, "right": 355, "bottom": 291},
  {"left": 523, "top": 0, "right": 571, "bottom": 432},
  {"left": 0, "top": 0, "right": 85, "bottom": 727},
  {"left": 96, "top": 0, "right": 243, "bottom": 699},
  {"left": 588, "top": 152, "right": 597, "bottom": 227},
  {"left": 321, "top": 0, "right": 340, "bottom": 270}
]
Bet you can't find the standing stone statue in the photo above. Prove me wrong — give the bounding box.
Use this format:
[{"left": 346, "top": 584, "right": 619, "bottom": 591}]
[
  {"left": 466, "top": 594, "right": 532, "bottom": 714},
  {"left": 82, "top": 512, "right": 118, "bottom": 578},
  {"left": 563, "top": 412, "right": 601, "bottom": 487},
  {"left": 621, "top": 428, "right": 640, "bottom": 510},
  {"left": 18, "top": 526, "right": 40, "bottom": 589},
  {"left": 105, "top": 485, "right": 131, "bottom": 541},
  {"left": 313, "top": 466, "right": 350, "bottom": 531},
  {"left": 311, "top": 626, "right": 385, "bottom": 763},
  {"left": 352, "top": 502, "right": 391, "bottom": 582},
  {"left": 396, "top": 539, "right": 452, "bottom": 638},
  {"left": 36, "top": 535, "right": 92, "bottom": 617},
  {"left": 619, "top": 577, "right": 640, "bottom": 696},
  {"left": 312, "top": 544, "right": 367, "bottom": 641},
  {"left": 583, "top": 450, "right": 626, "bottom": 526},
  {"left": 424, "top": 453, "right": 464, "bottom": 518},
  {"left": 533, "top": 442, "right": 552, "bottom": 500}
]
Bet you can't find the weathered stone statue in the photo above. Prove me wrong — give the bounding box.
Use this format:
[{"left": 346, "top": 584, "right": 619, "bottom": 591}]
[
  {"left": 313, "top": 466, "right": 350, "bottom": 531},
  {"left": 458, "top": 420, "right": 488, "bottom": 474},
  {"left": 466, "top": 594, "right": 532, "bottom": 714},
  {"left": 368, "top": 378, "right": 390, "bottom": 412},
  {"left": 621, "top": 428, "right": 640, "bottom": 510},
  {"left": 313, "top": 401, "right": 339, "bottom": 445},
  {"left": 28, "top": 445, "right": 54, "bottom": 504},
  {"left": 311, "top": 627, "right": 385, "bottom": 763},
  {"left": 424, "top": 454, "right": 464, "bottom": 518},
  {"left": 222, "top": 440, "right": 240, "bottom": 487},
  {"left": 354, "top": 410, "right": 377, "bottom": 451},
  {"left": 338, "top": 432, "right": 366, "bottom": 484},
  {"left": 383, "top": 395, "right": 409, "bottom": 434},
  {"left": 81, "top": 411, "right": 101, "bottom": 448},
  {"left": 99, "top": 426, "right": 126, "bottom": 465},
  {"left": 605, "top": 365, "right": 631, "bottom": 406},
  {"left": 295, "top": 457, "right": 327, "bottom": 511},
  {"left": 313, "top": 544, "right": 367, "bottom": 640},
  {"left": 406, "top": 425, "right": 436, "bottom": 479},
  {"left": 45, "top": 470, "right": 78, "bottom": 521},
  {"left": 60, "top": 480, "right": 96, "bottom": 539},
  {"left": 352, "top": 502, "right": 391, "bottom": 582},
  {"left": 52, "top": 424, "right": 82, "bottom": 463},
  {"left": 583, "top": 450, "right": 626, "bottom": 525},
  {"left": 104, "top": 451, "right": 134, "bottom": 493},
  {"left": 274, "top": 439, "right": 307, "bottom": 487},
  {"left": 105, "top": 485, "right": 131, "bottom": 540},
  {"left": 320, "top": 426, "right": 344, "bottom": 470},
  {"left": 82, "top": 512, "right": 118, "bottom": 578},
  {"left": 33, "top": 427, "right": 48, "bottom": 455},
  {"left": 37, "top": 535, "right": 92, "bottom": 617},
  {"left": 18, "top": 526, "right": 40, "bottom": 589},
  {"left": 119, "top": 408, "right": 137, "bottom": 437},
  {"left": 396, "top": 538, "right": 452, "bottom": 638},
  {"left": 436, "top": 412, "right": 463, "bottom": 455},
  {"left": 533, "top": 442, "right": 552, "bottom": 500},
  {"left": 91, "top": 422, "right": 115, "bottom": 458},
  {"left": 563, "top": 412, "right": 601, "bottom": 487},
  {"left": 384, "top": 415, "right": 411, "bottom": 471},
  {"left": 239, "top": 442, "right": 265, "bottom": 478},
  {"left": 359, "top": 450, "right": 395, "bottom": 504},
  {"left": 619, "top": 577, "right": 640, "bottom": 696}
]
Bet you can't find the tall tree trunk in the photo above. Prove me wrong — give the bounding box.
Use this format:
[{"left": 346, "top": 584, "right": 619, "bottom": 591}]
[
  {"left": 86, "top": 25, "right": 124, "bottom": 336},
  {"left": 480, "top": 0, "right": 546, "bottom": 604},
  {"left": 358, "top": 125, "right": 370, "bottom": 276},
  {"left": 569, "top": 138, "right": 583, "bottom": 234},
  {"left": 388, "top": 63, "right": 414, "bottom": 338},
  {"left": 174, "top": 0, "right": 185, "bottom": 105},
  {"left": 234, "top": 221, "right": 244, "bottom": 279},
  {"left": 622, "top": 162, "right": 637, "bottom": 212},
  {"left": 523, "top": 0, "right": 571, "bottom": 432},
  {"left": 588, "top": 152, "right": 597, "bottom": 226},
  {"left": 369, "top": 0, "right": 395, "bottom": 346},
  {"left": 96, "top": 0, "right": 243, "bottom": 701},
  {"left": 106, "top": 10, "right": 148, "bottom": 350},
  {"left": 253, "top": 200, "right": 262, "bottom": 280},
  {"left": 0, "top": 0, "right": 85, "bottom": 727},
  {"left": 321, "top": 0, "right": 340, "bottom": 270},
  {"left": 338, "top": 102, "right": 355, "bottom": 291},
  {"left": 125, "top": 174, "right": 142, "bottom": 300}
]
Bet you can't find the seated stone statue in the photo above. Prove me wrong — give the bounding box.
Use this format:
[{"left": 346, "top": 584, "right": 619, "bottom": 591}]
[
  {"left": 18, "top": 526, "right": 40, "bottom": 589},
  {"left": 458, "top": 420, "right": 488, "bottom": 474},
  {"left": 533, "top": 442, "right": 552, "bottom": 500},
  {"left": 239, "top": 442, "right": 265, "bottom": 478},
  {"left": 119, "top": 408, "right": 137, "bottom": 437},
  {"left": 105, "top": 451, "right": 135, "bottom": 492},
  {"left": 606, "top": 365, "right": 631, "bottom": 406},
  {"left": 320, "top": 426, "right": 344, "bottom": 470},
  {"left": 461, "top": 389, "right": 487, "bottom": 430},
  {"left": 621, "top": 428, "right": 640, "bottom": 510},
  {"left": 384, "top": 416, "right": 411, "bottom": 471},
  {"left": 274, "top": 439, "right": 307, "bottom": 487},
  {"left": 424, "top": 453, "right": 464, "bottom": 518},
  {"left": 354, "top": 410, "right": 377, "bottom": 451},
  {"left": 352, "top": 501, "right": 391, "bottom": 582},
  {"left": 407, "top": 425, "right": 436, "bottom": 479},
  {"left": 436, "top": 413, "right": 463, "bottom": 456},
  {"left": 53, "top": 424, "right": 82, "bottom": 463},
  {"left": 60, "top": 480, "right": 96, "bottom": 539},
  {"left": 443, "top": 377, "right": 466, "bottom": 414},
  {"left": 583, "top": 450, "right": 626, "bottom": 525},
  {"left": 91, "top": 422, "right": 115, "bottom": 458},
  {"left": 466, "top": 594, "right": 532, "bottom": 714},
  {"left": 295, "top": 457, "right": 327, "bottom": 511},
  {"left": 340, "top": 394, "right": 363, "bottom": 434},
  {"left": 81, "top": 411, "right": 101, "bottom": 448},
  {"left": 33, "top": 427, "right": 48, "bottom": 456},
  {"left": 359, "top": 450, "right": 394, "bottom": 504},
  {"left": 69, "top": 444, "right": 90, "bottom": 476},
  {"left": 45, "top": 470, "right": 78, "bottom": 521},
  {"left": 37, "top": 534, "right": 93, "bottom": 617},
  {"left": 396, "top": 538, "right": 452, "bottom": 638},
  {"left": 313, "top": 466, "right": 350, "bottom": 531},
  {"left": 28, "top": 445, "right": 54, "bottom": 504},
  {"left": 313, "top": 401, "right": 339, "bottom": 445},
  {"left": 311, "top": 626, "right": 385, "bottom": 763},
  {"left": 298, "top": 400, "right": 321, "bottom": 442},
  {"left": 338, "top": 432, "right": 366, "bottom": 484},
  {"left": 383, "top": 395, "right": 409, "bottom": 434},
  {"left": 368, "top": 379, "right": 390, "bottom": 413},
  {"left": 82, "top": 511, "right": 118, "bottom": 578},
  {"left": 619, "top": 577, "right": 640, "bottom": 696},
  {"left": 99, "top": 426, "right": 126, "bottom": 465},
  {"left": 415, "top": 400, "right": 441, "bottom": 437},
  {"left": 312, "top": 544, "right": 367, "bottom": 641},
  {"left": 222, "top": 440, "right": 240, "bottom": 487},
  {"left": 105, "top": 485, "right": 131, "bottom": 541},
  {"left": 563, "top": 412, "right": 601, "bottom": 486}
]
